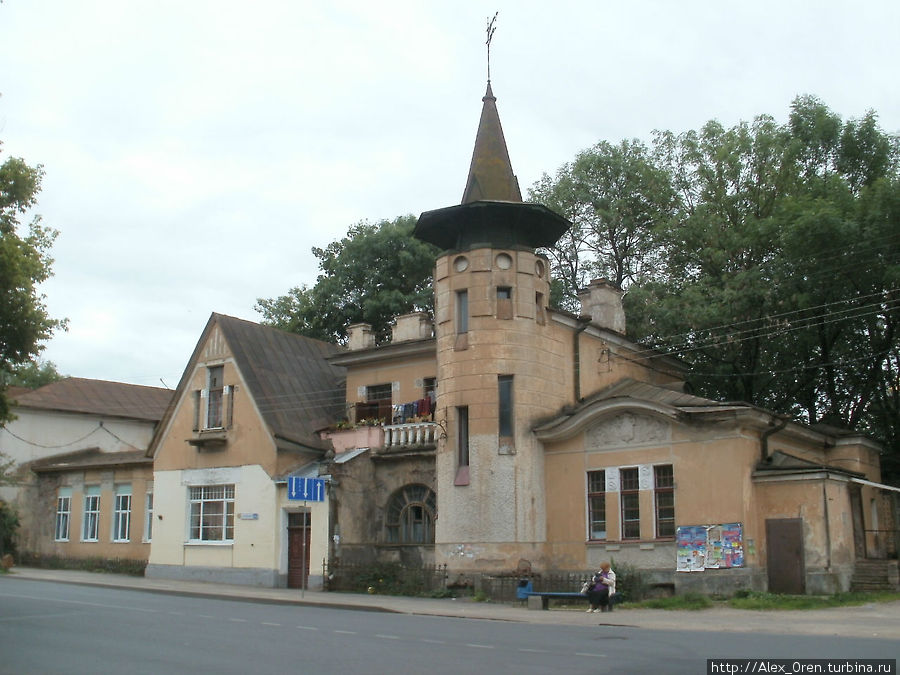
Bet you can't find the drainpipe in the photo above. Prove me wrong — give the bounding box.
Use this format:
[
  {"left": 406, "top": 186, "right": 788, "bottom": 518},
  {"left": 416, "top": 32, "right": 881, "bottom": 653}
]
[
  {"left": 573, "top": 316, "right": 591, "bottom": 403},
  {"left": 822, "top": 481, "right": 832, "bottom": 572},
  {"left": 759, "top": 414, "right": 790, "bottom": 464}
]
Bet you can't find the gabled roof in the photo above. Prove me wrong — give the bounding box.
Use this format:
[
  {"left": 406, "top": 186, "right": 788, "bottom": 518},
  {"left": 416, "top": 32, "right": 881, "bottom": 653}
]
[
  {"left": 13, "top": 378, "right": 172, "bottom": 422},
  {"left": 218, "top": 314, "right": 345, "bottom": 450},
  {"left": 31, "top": 447, "right": 151, "bottom": 473},
  {"left": 149, "top": 313, "right": 345, "bottom": 456}
]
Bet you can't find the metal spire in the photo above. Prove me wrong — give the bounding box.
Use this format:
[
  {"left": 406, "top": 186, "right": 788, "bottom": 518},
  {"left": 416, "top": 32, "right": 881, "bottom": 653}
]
[{"left": 486, "top": 11, "right": 498, "bottom": 83}]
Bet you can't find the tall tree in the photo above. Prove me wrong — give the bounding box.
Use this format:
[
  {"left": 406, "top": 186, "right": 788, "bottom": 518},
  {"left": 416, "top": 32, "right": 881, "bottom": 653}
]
[
  {"left": 256, "top": 215, "right": 438, "bottom": 344},
  {"left": 529, "top": 139, "right": 676, "bottom": 309},
  {"left": 532, "top": 97, "right": 900, "bottom": 481},
  {"left": 0, "top": 145, "right": 65, "bottom": 425}
]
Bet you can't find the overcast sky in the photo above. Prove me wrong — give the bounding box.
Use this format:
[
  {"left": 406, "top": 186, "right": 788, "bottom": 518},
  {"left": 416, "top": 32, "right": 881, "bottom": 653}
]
[{"left": 1, "top": 1, "right": 898, "bottom": 390}]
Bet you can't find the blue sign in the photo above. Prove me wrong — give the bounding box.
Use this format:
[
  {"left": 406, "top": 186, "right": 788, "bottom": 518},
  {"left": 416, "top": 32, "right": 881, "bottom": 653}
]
[{"left": 288, "top": 477, "right": 325, "bottom": 502}]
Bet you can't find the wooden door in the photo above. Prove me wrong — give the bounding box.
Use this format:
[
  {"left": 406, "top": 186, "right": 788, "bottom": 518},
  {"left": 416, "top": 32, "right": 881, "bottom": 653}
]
[
  {"left": 766, "top": 518, "right": 805, "bottom": 594},
  {"left": 287, "top": 512, "right": 311, "bottom": 589}
]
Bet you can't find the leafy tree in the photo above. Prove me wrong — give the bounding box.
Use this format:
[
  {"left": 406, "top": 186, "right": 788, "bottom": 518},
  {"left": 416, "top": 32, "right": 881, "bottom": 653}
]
[
  {"left": 0, "top": 146, "right": 65, "bottom": 425},
  {"left": 256, "top": 215, "right": 438, "bottom": 344},
  {"left": 1, "top": 359, "right": 63, "bottom": 389},
  {"left": 533, "top": 97, "right": 900, "bottom": 482},
  {"left": 529, "top": 140, "right": 676, "bottom": 309}
]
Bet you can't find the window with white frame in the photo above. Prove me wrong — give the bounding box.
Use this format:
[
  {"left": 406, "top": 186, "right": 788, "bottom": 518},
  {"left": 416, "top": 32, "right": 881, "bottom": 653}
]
[
  {"left": 144, "top": 492, "right": 154, "bottom": 542},
  {"left": 55, "top": 488, "right": 72, "bottom": 541},
  {"left": 587, "top": 470, "right": 606, "bottom": 540},
  {"left": 192, "top": 366, "right": 234, "bottom": 431},
  {"left": 82, "top": 486, "right": 101, "bottom": 542},
  {"left": 189, "top": 484, "right": 235, "bottom": 542},
  {"left": 112, "top": 484, "right": 132, "bottom": 542}
]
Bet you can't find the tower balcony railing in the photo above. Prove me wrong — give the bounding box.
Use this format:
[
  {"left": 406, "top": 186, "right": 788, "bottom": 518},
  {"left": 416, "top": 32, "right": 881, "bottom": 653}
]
[{"left": 382, "top": 422, "right": 439, "bottom": 451}]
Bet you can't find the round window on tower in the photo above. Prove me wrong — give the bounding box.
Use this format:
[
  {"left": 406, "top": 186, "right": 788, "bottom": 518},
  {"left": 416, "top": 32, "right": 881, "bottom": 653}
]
[
  {"left": 496, "top": 253, "right": 513, "bottom": 270},
  {"left": 535, "top": 259, "right": 545, "bottom": 278},
  {"left": 453, "top": 256, "right": 469, "bottom": 273}
]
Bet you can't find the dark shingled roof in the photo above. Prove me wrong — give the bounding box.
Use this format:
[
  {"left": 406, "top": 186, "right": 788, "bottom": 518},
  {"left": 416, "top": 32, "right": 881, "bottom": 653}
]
[
  {"left": 216, "top": 314, "right": 345, "bottom": 450},
  {"left": 13, "top": 378, "right": 172, "bottom": 422},
  {"left": 150, "top": 314, "right": 345, "bottom": 455}
]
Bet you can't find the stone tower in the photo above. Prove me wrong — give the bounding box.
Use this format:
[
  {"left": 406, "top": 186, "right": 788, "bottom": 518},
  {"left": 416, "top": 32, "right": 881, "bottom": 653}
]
[{"left": 414, "top": 83, "right": 571, "bottom": 572}]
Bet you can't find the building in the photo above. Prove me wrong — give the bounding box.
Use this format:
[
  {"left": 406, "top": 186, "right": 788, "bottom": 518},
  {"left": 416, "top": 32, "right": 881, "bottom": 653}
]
[
  {"left": 145, "top": 313, "right": 344, "bottom": 588},
  {"left": 1, "top": 378, "right": 171, "bottom": 561},
  {"left": 322, "top": 80, "right": 899, "bottom": 594}
]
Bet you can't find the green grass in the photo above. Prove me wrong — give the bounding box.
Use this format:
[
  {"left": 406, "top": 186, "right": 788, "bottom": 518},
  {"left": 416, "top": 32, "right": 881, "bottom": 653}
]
[
  {"left": 727, "top": 590, "right": 900, "bottom": 610},
  {"left": 628, "top": 592, "right": 713, "bottom": 610}
]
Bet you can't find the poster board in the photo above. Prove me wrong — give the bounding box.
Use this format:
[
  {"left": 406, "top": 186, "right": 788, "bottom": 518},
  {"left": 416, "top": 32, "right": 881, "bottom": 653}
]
[{"left": 675, "top": 522, "right": 743, "bottom": 572}]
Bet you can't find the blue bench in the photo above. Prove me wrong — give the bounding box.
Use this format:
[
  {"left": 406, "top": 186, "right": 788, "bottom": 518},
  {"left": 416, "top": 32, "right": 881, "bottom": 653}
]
[{"left": 516, "top": 580, "right": 619, "bottom": 611}]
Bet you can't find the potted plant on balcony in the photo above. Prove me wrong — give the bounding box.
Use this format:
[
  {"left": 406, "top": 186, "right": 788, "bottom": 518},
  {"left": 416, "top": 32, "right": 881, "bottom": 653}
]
[{"left": 322, "top": 418, "right": 385, "bottom": 454}]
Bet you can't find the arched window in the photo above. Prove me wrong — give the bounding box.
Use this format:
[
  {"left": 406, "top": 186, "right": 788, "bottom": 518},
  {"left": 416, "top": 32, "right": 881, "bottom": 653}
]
[{"left": 385, "top": 484, "right": 436, "bottom": 544}]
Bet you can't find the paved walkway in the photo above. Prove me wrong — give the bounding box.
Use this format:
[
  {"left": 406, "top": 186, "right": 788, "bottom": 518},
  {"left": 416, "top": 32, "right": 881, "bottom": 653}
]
[{"left": 4, "top": 567, "right": 898, "bottom": 640}]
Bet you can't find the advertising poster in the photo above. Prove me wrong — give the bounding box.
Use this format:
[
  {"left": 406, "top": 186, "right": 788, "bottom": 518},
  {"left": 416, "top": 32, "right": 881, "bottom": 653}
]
[
  {"left": 677, "top": 522, "right": 744, "bottom": 571},
  {"left": 676, "top": 525, "right": 707, "bottom": 572}
]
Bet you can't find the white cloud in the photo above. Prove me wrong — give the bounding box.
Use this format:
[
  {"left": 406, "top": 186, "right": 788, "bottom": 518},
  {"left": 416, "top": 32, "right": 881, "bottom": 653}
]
[{"left": 1, "top": 0, "right": 897, "bottom": 385}]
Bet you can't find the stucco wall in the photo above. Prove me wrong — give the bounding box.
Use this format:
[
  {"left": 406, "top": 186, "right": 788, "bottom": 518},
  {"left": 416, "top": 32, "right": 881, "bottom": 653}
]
[{"left": 26, "top": 465, "right": 153, "bottom": 561}]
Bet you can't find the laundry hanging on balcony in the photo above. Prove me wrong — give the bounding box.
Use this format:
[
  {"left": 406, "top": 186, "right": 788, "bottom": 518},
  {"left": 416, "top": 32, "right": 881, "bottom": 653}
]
[{"left": 392, "top": 394, "right": 434, "bottom": 424}]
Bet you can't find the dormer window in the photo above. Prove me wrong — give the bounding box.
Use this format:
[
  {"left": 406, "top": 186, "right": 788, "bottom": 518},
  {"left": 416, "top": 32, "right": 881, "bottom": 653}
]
[{"left": 190, "top": 365, "right": 235, "bottom": 448}]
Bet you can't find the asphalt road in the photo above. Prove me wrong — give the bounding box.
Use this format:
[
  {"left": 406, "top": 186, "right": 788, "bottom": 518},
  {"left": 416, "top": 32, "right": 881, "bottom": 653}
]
[{"left": 0, "top": 578, "right": 896, "bottom": 675}]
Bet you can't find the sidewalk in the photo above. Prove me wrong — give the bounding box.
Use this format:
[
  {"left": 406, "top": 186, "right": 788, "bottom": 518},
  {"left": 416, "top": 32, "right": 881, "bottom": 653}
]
[{"left": 4, "top": 566, "right": 898, "bottom": 640}]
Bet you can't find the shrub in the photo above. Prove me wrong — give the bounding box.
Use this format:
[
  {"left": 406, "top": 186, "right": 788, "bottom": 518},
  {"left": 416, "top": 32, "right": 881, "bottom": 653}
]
[
  {"left": 16, "top": 552, "right": 147, "bottom": 576},
  {"left": 0, "top": 501, "right": 19, "bottom": 558},
  {"left": 610, "top": 558, "right": 650, "bottom": 602}
]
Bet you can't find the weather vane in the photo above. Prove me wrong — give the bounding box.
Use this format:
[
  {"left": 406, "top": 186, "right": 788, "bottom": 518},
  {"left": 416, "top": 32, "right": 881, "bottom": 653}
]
[{"left": 486, "top": 11, "right": 498, "bottom": 83}]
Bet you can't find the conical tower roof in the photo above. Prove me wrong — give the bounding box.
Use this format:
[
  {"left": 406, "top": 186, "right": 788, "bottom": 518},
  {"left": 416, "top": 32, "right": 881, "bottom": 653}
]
[
  {"left": 461, "top": 82, "right": 522, "bottom": 204},
  {"left": 413, "top": 83, "right": 570, "bottom": 252}
]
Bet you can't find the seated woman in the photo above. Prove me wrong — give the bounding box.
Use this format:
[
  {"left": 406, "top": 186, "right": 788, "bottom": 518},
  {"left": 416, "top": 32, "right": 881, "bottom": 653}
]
[{"left": 586, "top": 561, "right": 616, "bottom": 613}]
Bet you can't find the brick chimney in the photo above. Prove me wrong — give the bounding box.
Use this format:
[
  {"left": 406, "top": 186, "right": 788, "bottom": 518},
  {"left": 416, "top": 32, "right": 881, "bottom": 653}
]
[
  {"left": 391, "top": 312, "right": 433, "bottom": 343},
  {"left": 577, "top": 278, "right": 626, "bottom": 334},
  {"left": 347, "top": 323, "right": 375, "bottom": 350}
]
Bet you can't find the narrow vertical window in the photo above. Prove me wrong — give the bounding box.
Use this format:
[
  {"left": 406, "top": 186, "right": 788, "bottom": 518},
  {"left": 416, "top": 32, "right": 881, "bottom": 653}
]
[
  {"left": 654, "top": 465, "right": 675, "bottom": 538},
  {"left": 145, "top": 492, "right": 154, "bottom": 542},
  {"left": 456, "top": 290, "right": 468, "bottom": 334},
  {"left": 497, "top": 286, "right": 513, "bottom": 319},
  {"left": 82, "top": 486, "right": 101, "bottom": 542},
  {"left": 620, "top": 468, "right": 640, "bottom": 540},
  {"left": 455, "top": 406, "right": 470, "bottom": 486},
  {"left": 457, "top": 406, "right": 469, "bottom": 467},
  {"left": 207, "top": 365, "right": 225, "bottom": 429},
  {"left": 55, "top": 488, "right": 72, "bottom": 541},
  {"left": 535, "top": 292, "right": 546, "bottom": 325},
  {"left": 587, "top": 471, "right": 606, "bottom": 540},
  {"left": 112, "top": 484, "right": 132, "bottom": 542},
  {"left": 498, "top": 375, "right": 514, "bottom": 439}
]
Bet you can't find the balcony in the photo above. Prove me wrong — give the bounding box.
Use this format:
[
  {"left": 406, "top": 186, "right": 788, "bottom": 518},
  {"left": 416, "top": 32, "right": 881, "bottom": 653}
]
[
  {"left": 323, "top": 421, "right": 438, "bottom": 457},
  {"left": 382, "top": 422, "right": 439, "bottom": 451},
  {"left": 187, "top": 387, "right": 232, "bottom": 450}
]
